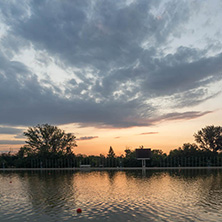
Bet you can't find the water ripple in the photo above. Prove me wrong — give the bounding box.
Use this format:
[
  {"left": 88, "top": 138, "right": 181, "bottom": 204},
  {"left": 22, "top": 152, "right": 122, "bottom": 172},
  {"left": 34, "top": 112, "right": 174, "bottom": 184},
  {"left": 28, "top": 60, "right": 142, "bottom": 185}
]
[{"left": 1, "top": 170, "right": 222, "bottom": 221}]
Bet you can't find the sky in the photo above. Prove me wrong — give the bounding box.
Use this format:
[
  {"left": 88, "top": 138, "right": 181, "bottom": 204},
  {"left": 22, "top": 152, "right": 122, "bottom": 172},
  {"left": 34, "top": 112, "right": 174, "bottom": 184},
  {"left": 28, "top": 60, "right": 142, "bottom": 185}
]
[{"left": 0, "top": 0, "right": 222, "bottom": 156}]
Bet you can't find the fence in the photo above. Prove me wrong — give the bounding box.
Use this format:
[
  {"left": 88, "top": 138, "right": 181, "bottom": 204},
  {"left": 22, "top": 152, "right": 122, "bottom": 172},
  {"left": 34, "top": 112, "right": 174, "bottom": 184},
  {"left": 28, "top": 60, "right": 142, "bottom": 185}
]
[
  {"left": 152, "top": 156, "right": 222, "bottom": 167},
  {"left": 1, "top": 156, "right": 222, "bottom": 168}
]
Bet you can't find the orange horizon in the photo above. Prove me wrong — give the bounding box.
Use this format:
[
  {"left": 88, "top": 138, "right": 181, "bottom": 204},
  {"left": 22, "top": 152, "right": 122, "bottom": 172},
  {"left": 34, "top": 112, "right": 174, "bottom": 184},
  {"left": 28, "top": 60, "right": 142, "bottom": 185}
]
[{"left": 1, "top": 109, "right": 222, "bottom": 156}]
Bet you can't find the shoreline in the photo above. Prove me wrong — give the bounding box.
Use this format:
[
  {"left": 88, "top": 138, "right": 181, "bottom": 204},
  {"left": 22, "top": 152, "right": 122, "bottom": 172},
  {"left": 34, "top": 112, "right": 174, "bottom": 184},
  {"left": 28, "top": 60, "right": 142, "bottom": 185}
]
[{"left": 1, "top": 166, "right": 222, "bottom": 171}]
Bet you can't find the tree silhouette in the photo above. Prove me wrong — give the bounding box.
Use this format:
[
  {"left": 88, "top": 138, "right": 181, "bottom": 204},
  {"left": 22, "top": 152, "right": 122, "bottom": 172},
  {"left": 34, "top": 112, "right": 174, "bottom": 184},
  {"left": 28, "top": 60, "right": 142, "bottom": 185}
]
[
  {"left": 169, "top": 143, "right": 200, "bottom": 158},
  {"left": 194, "top": 125, "right": 222, "bottom": 152},
  {"left": 107, "top": 146, "right": 115, "bottom": 158},
  {"left": 23, "top": 124, "right": 77, "bottom": 155}
]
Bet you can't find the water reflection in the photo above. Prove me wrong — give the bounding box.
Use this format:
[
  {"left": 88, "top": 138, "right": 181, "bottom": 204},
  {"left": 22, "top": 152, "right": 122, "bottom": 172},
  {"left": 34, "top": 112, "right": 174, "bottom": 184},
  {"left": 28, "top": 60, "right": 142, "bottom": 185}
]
[
  {"left": 24, "top": 171, "right": 77, "bottom": 215},
  {"left": 1, "top": 169, "right": 222, "bottom": 221}
]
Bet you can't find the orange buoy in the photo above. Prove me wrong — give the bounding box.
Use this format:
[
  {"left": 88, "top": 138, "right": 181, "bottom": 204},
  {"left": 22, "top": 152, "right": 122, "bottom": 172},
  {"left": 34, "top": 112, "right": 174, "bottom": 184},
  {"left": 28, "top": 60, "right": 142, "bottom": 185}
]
[{"left": 77, "top": 208, "right": 82, "bottom": 213}]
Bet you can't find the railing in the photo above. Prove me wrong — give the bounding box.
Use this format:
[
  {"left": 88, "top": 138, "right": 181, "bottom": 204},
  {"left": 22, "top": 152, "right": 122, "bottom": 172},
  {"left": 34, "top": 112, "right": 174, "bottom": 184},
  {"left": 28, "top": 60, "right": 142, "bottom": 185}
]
[
  {"left": 1, "top": 156, "right": 222, "bottom": 168},
  {"left": 27, "top": 157, "right": 124, "bottom": 168},
  {"left": 152, "top": 156, "right": 222, "bottom": 167}
]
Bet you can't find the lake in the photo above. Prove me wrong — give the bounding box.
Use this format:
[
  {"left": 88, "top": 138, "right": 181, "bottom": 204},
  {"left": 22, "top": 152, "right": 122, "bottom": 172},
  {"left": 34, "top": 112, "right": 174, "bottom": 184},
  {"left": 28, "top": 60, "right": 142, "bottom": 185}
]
[{"left": 0, "top": 169, "right": 222, "bottom": 221}]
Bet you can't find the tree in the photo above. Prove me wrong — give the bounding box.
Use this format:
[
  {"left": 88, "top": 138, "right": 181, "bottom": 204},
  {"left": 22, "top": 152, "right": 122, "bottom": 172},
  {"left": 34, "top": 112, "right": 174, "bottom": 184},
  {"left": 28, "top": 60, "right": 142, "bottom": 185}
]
[
  {"left": 22, "top": 124, "right": 77, "bottom": 155},
  {"left": 17, "top": 145, "right": 32, "bottom": 158},
  {"left": 107, "top": 146, "right": 115, "bottom": 158},
  {"left": 151, "top": 149, "right": 166, "bottom": 167},
  {"left": 124, "top": 148, "right": 135, "bottom": 158},
  {"left": 169, "top": 143, "right": 200, "bottom": 158},
  {"left": 123, "top": 148, "right": 141, "bottom": 167},
  {"left": 194, "top": 125, "right": 222, "bottom": 152}
]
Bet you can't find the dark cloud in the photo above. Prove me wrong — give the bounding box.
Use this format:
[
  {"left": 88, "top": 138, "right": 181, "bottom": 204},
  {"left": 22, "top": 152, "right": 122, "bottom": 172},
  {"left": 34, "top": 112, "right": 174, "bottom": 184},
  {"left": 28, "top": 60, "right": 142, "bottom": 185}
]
[
  {"left": 0, "top": 52, "right": 155, "bottom": 127},
  {"left": 0, "top": 140, "right": 25, "bottom": 145},
  {"left": 76, "top": 136, "right": 99, "bottom": 141},
  {"left": 140, "top": 132, "right": 158, "bottom": 135},
  {"left": 0, "top": 0, "right": 221, "bottom": 129},
  {"left": 14, "top": 134, "right": 25, "bottom": 139},
  {"left": 0, "top": 127, "right": 23, "bottom": 134},
  {"left": 141, "top": 50, "right": 222, "bottom": 97},
  {"left": 172, "top": 90, "right": 221, "bottom": 108},
  {"left": 159, "top": 111, "right": 212, "bottom": 121}
]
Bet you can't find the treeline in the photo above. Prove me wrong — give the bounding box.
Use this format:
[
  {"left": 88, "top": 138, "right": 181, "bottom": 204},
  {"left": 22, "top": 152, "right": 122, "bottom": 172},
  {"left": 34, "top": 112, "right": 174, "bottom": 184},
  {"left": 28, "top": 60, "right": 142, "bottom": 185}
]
[
  {"left": 1, "top": 145, "right": 222, "bottom": 168},
  {"left": 1, "top": 124, "right": 222, "bottom": 168}
]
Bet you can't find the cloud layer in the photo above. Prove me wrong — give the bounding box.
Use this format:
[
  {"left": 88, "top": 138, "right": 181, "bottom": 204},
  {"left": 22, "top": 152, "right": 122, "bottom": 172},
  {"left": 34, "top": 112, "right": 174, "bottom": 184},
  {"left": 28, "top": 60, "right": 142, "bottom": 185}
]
[
  {"left": 0, "top": 127, "right": 23, "bottom": 134},
  {"left": 0, "top": 0, "right": 222, "bottom": 129},
  {"left": 0, "top": 140, "right": 25, "bottom": 145},
  {"left": 76, "top": 136, "right": 99, "bottom": 141}
]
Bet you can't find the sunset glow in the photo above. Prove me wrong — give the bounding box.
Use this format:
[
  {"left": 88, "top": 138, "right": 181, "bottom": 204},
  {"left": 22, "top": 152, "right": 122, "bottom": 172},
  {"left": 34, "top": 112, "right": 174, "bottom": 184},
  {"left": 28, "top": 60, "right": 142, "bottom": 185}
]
[{"left": 0, "top": 0, "right": 222, "bottom": 155}]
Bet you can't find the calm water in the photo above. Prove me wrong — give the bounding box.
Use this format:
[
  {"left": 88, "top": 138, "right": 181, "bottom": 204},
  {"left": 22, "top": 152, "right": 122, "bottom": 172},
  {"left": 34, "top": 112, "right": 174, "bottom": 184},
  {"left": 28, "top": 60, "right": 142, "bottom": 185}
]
[{"left": 1, "top": 169, "right": 222, "bottom": 221}]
